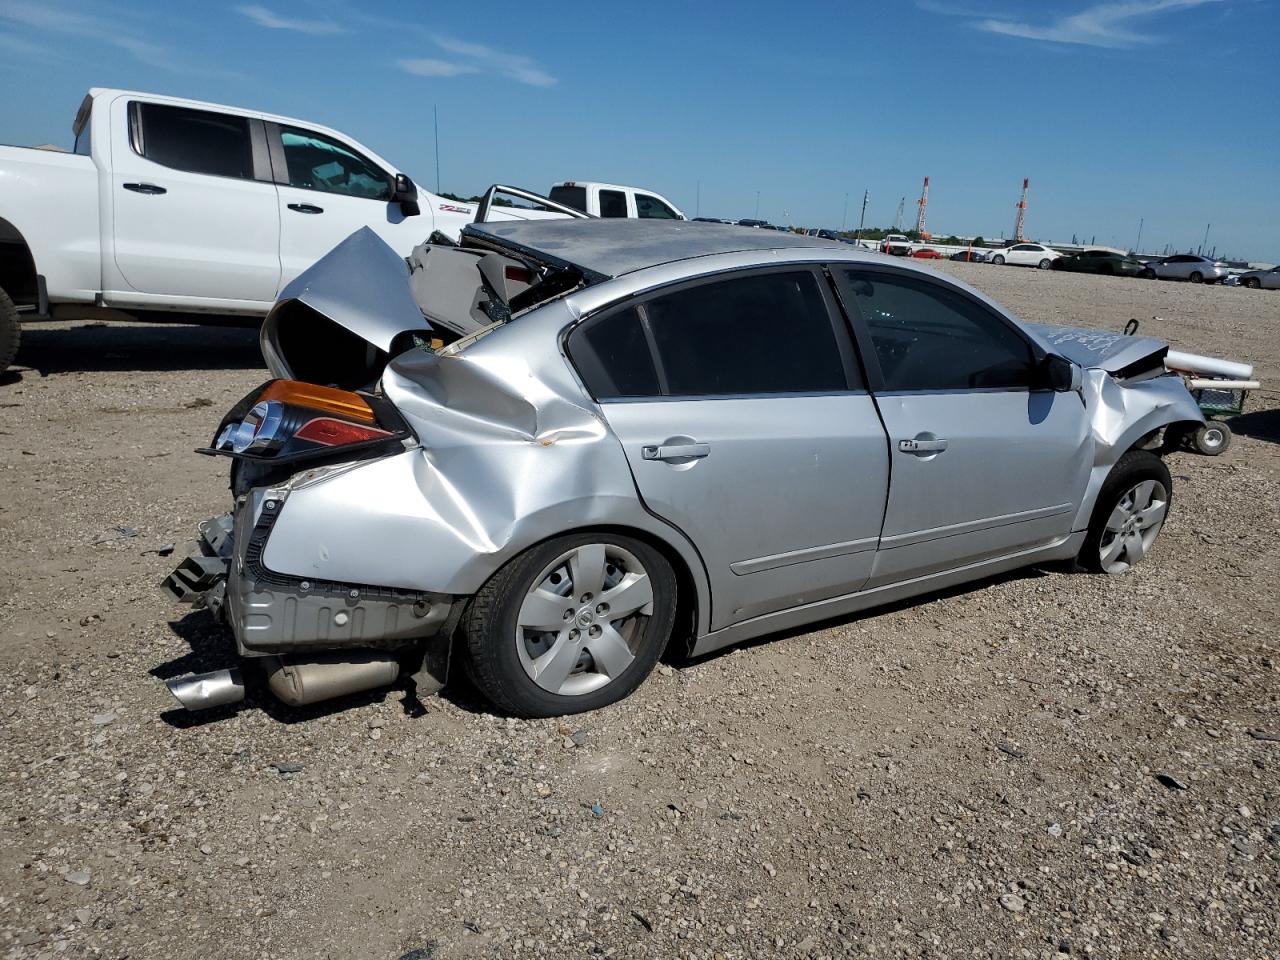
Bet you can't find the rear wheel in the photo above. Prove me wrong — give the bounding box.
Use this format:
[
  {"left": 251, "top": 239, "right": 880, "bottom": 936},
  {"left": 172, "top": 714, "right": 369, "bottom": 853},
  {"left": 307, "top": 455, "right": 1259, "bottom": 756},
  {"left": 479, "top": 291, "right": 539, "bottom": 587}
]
[
  {"left": 1038, "top": 258, "right": 1052, "bottom": 270},
  {"left": 462, "top": 533, "right": 677, "bottom": 717},
  {"left": 1190, "top": 271, "right": 1203, "bottom": 283},
  {"left": 992, "top": 254, "right": 1005, "bottom": 265},
  {"left": 0, "top": 286, "right": 19, "bottom": 373},
  {"left": 1080, "top": 450, "right": 1172, "bottom": 575}
]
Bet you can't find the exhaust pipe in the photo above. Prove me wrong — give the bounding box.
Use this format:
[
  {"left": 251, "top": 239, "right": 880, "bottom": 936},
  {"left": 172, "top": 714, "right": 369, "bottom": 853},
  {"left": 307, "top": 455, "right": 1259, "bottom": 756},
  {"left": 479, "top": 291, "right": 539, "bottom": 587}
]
[
  {"left": 264, "top": 652, "right": 401, "bottom": 707},
  {"left": 165, "top": 668, "right": 246, "bottom": 710}
]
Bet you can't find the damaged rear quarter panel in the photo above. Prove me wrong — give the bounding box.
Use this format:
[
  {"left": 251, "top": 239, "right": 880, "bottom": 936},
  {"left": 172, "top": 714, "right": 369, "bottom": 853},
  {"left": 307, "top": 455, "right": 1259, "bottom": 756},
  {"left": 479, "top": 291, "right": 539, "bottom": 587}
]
[{"left": 259, "top": 299, "right": 712, "bottom": 629}]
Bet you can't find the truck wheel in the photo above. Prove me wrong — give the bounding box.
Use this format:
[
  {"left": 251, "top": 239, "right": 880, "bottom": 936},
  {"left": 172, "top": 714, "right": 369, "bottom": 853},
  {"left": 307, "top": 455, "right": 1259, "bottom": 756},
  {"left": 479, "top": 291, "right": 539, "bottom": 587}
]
[{"left": 0, "top": 287, "right": 20, "bottom": 373}]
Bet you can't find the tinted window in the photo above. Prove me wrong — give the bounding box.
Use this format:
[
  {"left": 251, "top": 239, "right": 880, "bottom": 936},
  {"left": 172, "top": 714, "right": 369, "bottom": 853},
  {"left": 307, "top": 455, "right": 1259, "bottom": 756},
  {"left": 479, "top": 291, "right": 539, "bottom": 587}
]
[
  {"left": 568, "top": 307, "right": 660, "bottom": 399},
  {"left": 838, "top": 270, "right": 1034, "bottom": 391},
  {"left": 636, "top": 193, "right": 678, "bottom": 219},
  {"left": 73, "top": 119, "right": 91, "bottom": 156},
  {"left": 647, "top": 272, "right": 849, "bottom": 396},
  {"left": 280, "top": 126, "right": 390, "bottom": 200},
  {"left": 137, "top": 103, "right": 252, "bottom": 179},
  {"left": 548, "top": 185, "right": 587, "bottom": 212},
  {"left": 598, "top": 189, "right": 627, "bottom": 218}
]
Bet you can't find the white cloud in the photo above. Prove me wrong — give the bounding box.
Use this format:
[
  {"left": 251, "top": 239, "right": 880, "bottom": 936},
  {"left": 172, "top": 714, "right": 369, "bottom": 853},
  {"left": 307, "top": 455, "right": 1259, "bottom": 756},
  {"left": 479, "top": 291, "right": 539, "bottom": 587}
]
[
  {"left": 0, "top": 0, "right": 187, "bottom": 69},
  {"left": 974, "top": 0, "right": 1224, "bottom": 48},
  {"left": 398, "top": 57, "right": 479, "bottom": 78},
  {"left": 236, "top": 4, "right": 343, "bottom": 36},
  {"left": 397, "top": 35, "right": 556, "bottom": 87}
]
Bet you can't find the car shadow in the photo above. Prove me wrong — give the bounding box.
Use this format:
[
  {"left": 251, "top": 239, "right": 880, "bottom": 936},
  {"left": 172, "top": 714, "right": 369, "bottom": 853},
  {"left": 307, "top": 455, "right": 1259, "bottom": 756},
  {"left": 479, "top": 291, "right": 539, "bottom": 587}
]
[
  {"left": 1228, "top": 407, "right": 1280, "bottom": 445},
  {"left": 12, "top": 322, "right": 263, "bottom": 378}
]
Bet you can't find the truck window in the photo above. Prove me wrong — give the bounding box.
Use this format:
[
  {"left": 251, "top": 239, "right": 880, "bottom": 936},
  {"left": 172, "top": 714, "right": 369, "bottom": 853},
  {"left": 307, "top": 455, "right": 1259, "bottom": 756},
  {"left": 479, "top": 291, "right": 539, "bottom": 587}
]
[
  {"left": 548, "top": 185, "right": 587, "bottom": 213},
  {"left": 133, "top": 103, "right": 253, "bottom": 179},
  {"left": 279, "top": 126, "right": 391, "bottom": 201},
  {"left": 598, "top": 189, "right": 628, "bottom": 218},
  {"left": 635, "top": 193, "right": 678, "bottom": 219},
  {"left": 73, "top": 118, "right": 92, "bottom": 156}
]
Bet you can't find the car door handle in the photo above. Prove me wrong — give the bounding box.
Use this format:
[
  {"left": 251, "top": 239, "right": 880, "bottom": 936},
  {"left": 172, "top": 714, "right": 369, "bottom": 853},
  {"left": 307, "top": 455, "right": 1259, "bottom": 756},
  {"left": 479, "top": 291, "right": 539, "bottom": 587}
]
[
  {"left": 898, "top": 437, "right": 948, "bottom": 454},
  {"left": 641, "top": 442, "right": 710, "bottom": 462},
  {"left": 122, "top": 182, "right": 166, "bottom": 195},
  {"left": 287, "top": 203, "right": 324, "bottom": 214}
]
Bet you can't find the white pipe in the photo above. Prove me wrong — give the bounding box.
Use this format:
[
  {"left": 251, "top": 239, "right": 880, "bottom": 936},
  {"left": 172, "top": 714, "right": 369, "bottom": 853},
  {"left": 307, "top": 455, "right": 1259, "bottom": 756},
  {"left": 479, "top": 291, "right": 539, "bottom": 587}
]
[
  {"left": 1165, "top": 350, "right": 1253, "bottom": 380},
  {"left": 1187, "top": 378, "right": 1260, "bottom": 391}
]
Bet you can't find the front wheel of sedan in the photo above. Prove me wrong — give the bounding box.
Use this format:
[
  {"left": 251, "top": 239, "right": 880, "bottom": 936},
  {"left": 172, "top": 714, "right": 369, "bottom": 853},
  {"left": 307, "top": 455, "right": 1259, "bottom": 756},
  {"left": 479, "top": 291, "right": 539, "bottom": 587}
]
[
  {"left": 1139, "top": 268, "right": 1156, "bottom": 280},
  {"left": 462, "top": 533, "right": 677, "bottom": 717},
  {"left": 991, "top": 254, "right": 1005, "bottom": 265},
  {"left": 1080, "top": 450, "right": 1172, "bottom": 575}
]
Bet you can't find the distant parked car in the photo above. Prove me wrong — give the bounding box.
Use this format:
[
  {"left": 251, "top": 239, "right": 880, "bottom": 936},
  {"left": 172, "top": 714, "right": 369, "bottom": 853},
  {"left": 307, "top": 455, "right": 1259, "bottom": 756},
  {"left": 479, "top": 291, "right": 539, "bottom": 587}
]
[
  {"left": 1053, "top": 249, "right": 1144, "bottom": 277},
  {"left": 880, "top": 234, "right": 912, "bottom": 256},
  {"left": 1138, "top": 255, "right": 1229, "bottom": 284},
  {"left": 1237, "top": 266, "right": 1280, "bottom": 290},
  {"left": 950, "top": 250, "right": 988, "bottom": 262},
  {"left": 989, "top": 243, "right": 1062, "bottom": 269},
  {"left": 910, "top": 248, "right": 943, "bottom": 259},
  {"left": 736, "top": 218, "right": 770, "bottom": 228}
]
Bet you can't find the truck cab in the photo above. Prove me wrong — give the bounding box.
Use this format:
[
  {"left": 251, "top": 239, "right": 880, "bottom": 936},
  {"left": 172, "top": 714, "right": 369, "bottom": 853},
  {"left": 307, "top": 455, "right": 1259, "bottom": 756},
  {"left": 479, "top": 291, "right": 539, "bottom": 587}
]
[{"left": 547, "top": 181, "right": 685, "bottom": 220}]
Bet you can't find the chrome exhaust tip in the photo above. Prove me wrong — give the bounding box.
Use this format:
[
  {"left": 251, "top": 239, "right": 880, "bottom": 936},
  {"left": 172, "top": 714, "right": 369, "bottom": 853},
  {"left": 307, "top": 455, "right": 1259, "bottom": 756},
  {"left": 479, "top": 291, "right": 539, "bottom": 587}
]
[{"left": 165, "top": 668, "right": 246, "bottom": 710}]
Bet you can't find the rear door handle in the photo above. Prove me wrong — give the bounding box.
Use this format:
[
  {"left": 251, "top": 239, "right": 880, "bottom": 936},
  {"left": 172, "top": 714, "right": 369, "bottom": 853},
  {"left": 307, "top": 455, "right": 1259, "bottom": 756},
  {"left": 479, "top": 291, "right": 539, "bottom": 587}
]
[
  {"left": 287, "top": 203, "right": 324, "bottom": 214},
  {"left": 898, "top": 437, "right": 948, "bottom": 453},
  {"left": 641, "top": 442, "right": 710, "bottom": 462},
  {"left": 123, "top": 182, "right": 166, "bottom": 195}
]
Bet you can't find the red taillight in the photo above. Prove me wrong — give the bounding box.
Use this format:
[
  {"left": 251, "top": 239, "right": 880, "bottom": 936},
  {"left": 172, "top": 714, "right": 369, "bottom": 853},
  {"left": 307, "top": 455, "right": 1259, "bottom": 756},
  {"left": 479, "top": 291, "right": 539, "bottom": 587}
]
[
  {"left": 504, "top": 265, "right": 532, "bottom": 283},
  {"left": 294, "top": 417, "right": 393, "bottom": 447}
]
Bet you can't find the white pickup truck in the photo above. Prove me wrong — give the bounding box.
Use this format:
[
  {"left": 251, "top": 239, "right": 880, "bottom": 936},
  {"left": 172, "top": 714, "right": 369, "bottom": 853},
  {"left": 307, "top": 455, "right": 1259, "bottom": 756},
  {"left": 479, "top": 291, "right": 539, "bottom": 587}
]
[
  {"left": 547, "top": 181, "right": 685, "bottom": 220},
  {"left": 0, "top": 88, "right": 554, "bottom": 372}
]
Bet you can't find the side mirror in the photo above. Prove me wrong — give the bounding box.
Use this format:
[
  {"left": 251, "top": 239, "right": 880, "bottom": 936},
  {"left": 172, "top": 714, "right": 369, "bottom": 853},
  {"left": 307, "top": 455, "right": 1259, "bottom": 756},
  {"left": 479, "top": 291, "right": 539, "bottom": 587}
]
[
  {"left": 392, "top": 173, "right": 420, "bottom": 217},
  {"left": 1041, "top": 354, "right": 1081, "bottom": 392}
]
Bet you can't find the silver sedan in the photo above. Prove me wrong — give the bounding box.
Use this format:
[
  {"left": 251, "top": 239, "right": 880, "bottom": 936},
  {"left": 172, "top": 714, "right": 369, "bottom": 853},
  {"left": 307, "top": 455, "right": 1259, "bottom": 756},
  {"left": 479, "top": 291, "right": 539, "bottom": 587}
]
[
  {"left": 1237, "top": 266, "right": 1280, "bottom": 290},
  {"left": 1139, "top": 255, "right": 1229, "bottom": 283},
  {"left": 164, "top": 220, "right": 1205, "bottom": 718}
]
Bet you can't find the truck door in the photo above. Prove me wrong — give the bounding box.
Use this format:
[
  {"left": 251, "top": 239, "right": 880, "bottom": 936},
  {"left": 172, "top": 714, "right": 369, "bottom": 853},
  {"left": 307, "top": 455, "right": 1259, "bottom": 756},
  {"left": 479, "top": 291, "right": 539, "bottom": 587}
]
[
  {"left": 108, "top": 98, "right": 281, "bottom": 303},
  {"left": 268, "top": 123, "right": 425, "bottom": 288}
]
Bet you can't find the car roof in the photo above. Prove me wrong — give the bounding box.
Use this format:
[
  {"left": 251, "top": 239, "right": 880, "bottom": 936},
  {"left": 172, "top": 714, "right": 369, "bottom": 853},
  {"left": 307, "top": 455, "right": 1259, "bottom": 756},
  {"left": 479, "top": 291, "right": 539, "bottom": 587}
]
[{"left": 463, "top": 219, "right": 846, "bottom": 280}]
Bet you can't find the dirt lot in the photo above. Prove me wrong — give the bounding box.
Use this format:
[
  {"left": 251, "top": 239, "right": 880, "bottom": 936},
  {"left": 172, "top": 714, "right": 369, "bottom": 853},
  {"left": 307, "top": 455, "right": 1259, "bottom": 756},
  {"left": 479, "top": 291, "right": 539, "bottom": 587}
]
[{"left": 1, "top": 266, "right": 1277, "bottom": 960}]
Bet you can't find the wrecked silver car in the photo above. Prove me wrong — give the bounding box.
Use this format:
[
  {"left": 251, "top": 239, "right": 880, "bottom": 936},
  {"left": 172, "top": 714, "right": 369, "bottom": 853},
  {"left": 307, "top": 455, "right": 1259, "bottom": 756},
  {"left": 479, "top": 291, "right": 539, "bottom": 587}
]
[{"left": 163, "top": 219, "right": 1206, "bottom": 717}]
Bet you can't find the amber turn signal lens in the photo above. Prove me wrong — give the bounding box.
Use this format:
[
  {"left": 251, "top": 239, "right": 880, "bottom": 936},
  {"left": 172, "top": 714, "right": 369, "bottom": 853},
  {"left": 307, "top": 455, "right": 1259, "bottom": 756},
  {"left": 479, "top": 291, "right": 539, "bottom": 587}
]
[{"left": 257, "top": 380, "right": 376, "bottom": 423}]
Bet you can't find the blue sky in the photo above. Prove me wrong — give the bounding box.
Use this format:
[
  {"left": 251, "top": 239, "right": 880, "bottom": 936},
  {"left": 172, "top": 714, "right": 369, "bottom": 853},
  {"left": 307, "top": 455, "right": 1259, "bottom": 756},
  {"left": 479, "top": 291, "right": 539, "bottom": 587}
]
[{"left": 2, "top": 0, "right": 1277, "bottom": 260}]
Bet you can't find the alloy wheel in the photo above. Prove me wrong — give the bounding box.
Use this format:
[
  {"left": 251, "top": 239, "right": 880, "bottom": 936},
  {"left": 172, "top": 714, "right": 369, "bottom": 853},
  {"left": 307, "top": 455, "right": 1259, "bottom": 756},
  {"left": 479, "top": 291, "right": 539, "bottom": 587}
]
[
  {"left": 1098, "top": 479, "right": 1169, "bottom": 574},
  {"left": 514, "top": 543, "right": 654, "bottom": 696}
]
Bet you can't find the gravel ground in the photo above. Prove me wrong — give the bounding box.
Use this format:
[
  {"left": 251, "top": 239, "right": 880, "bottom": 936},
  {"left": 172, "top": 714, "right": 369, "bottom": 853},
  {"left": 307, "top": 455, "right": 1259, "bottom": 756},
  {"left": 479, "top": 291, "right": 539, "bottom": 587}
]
[{"left": 1, "top": 266, "right": 1277, "bottom": 960}]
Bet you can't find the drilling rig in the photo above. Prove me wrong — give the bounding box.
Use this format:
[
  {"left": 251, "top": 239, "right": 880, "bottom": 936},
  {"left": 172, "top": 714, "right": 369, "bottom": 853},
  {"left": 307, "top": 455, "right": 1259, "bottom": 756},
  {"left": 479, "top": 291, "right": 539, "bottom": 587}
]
[
  {"left": 915, "top": 176, "right": 929, "bottom": 236},
  {"left": 1013, "top": 178, "right": 1029, "bottom": 242},
  {"left": 893, "top": 197, "right": 905, "bottom": 231}
]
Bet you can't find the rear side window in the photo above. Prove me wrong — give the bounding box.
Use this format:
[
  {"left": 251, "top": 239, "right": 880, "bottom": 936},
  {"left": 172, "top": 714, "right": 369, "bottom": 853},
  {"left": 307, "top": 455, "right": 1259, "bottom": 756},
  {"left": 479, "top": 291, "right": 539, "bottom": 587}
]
[
  {"left": 568, "top": 307, "right": 660, "bottom": 399},
  {"left": 636, "top": 193, "right": 679, "bottom": 219},
  {"left": 135, "top": 103, "right": 253, "bottom": 179},
  {"left": 837, "top": 270, "right": 1034, "bottom": 392},
  {"left": 598, "top": 189, "right": 628, "bottom": 218},
  {"left": 548, "top": 185, "right": 587, "bottom": 212}
]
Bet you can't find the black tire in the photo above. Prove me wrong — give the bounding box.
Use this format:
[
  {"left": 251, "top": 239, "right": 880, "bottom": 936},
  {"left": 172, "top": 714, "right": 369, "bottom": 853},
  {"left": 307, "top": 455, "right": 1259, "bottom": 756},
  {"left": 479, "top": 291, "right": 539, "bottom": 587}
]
[
  {"left": 1189, "top": 271, "right": 1203, "bottom": 284},
  {"left": 1244, "top": 278, "right": 1260, "bottom": 289},
  {"left": 1139, "top": 268, "right": 1156, "bottom": 280},
  {"left": 1191, "top": 421, "right": 1231, "bottom": 455},
  {"left": 992, "top": 254, "right": 1005, "bottom": 265},
  {"left": 0, "top": 286, "right": 20, "bottom": 373},
  {"left": 1038, "top": 258, "right": 1052, "bottom": 270},
  {"left": 1079, "top": 450, "right": 1172, "bottom": 574},
  {"left": 461, "top": 532, "right": 677, "bottom": 717}
]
